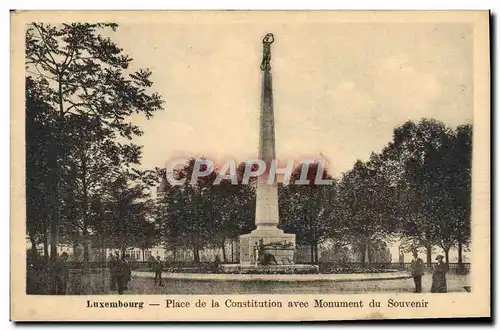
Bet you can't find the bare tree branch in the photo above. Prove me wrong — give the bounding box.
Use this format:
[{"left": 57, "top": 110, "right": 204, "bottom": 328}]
[{"left": 32, "top": 23, "right": 60, "bottom": 71}]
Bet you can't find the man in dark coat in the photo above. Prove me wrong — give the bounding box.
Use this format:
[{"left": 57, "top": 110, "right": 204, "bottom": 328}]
[
  {"left": 116, "top": 255, "right": 131, "bottom": 294},
  {"left": 410, "top": 250, "right": 425, "bottom": 293},
  {"left": 53, "top": 252, "right": 69, "bottom": 295},
  {"left": 153, "top": 256, "right": 164, "bottom": 286}
]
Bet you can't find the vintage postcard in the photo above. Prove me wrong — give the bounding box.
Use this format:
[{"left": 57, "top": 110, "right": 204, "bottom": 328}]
[{"left": 11, "top": 10, "right": 490, "bottom": 321}]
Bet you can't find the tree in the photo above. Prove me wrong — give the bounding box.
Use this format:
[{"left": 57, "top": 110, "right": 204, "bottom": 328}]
[
  {"left": 337, "top": 156, "right": 396, "bottom": 267},
  {"left": 133, "top": 214, "right": 158, "bottom": 261},
  {"left": 233, "top": 162, "right": 257, "bottom": 237},
  {"left": 207, "top": 162, "right": 255, "bottom": 262},
  {"left": 449, "top": 124, "right": 472, "bottom": 267},
  {"left": 60, "top": 113, "right": 153, "bottom": 262},
  {"left": 427, "top": 129, "right": 460, "bottom": 263},
  {"left": 387, "top": 120, "right": 443, "bottom": 266},
  {"left": 96, "top": 172, "right": 153, "bottom": 256},
  {"left": 25, "top": 22, "right": 164, "bottom": 260},
  {"left": 156, "top": 160, "right": 256, "bottom": 263},
  {"left": 385, "top": 119, "right": 471, "bottom": 266},
  {"left": 156, "top": 159, "right": 217, "bottom": 263},
  {"left": 26, "top": 76, "right": 55, "bottom": 259},
  {"left": 426, "top": 123, "right": 472, "bottom": 264},
  {"left": 279, "top": 162, "right": 337, "bottom": 264},
  {"left": 156, "top": 182, "right": 183, "bottom": 262}
]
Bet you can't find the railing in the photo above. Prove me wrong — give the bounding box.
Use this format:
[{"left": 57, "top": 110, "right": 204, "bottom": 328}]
[
  {"left": 61, "top": 261, "right": 470, "bottom": 274},
  {"left": 315, "top": 262, "right": 470, "bottom": 274},
  {"left": 64, "top": 260, "right": 214, "bottom": 271}
]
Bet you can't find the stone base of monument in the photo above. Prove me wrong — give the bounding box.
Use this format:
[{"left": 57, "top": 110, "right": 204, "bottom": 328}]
[
  {"left": 239, "top": 228, "right": 296, "bottom": 265},
  {"left": 220, "top": 263, "right": 318, "bottom": 274}
]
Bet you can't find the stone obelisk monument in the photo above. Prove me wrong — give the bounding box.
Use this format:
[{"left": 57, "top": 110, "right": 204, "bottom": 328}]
[{"left": 239, "top": 33, "right": 296, "bottom": 265}]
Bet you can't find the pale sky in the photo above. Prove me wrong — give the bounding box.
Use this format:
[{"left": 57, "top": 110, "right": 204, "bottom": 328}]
[{"left": 110, "top": 20, "right": 473, "bottom": 178}]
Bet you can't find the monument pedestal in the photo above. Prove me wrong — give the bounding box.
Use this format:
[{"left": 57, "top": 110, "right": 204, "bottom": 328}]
[{"left": 239, "top": 228, "right": 295, "bottom": 265}]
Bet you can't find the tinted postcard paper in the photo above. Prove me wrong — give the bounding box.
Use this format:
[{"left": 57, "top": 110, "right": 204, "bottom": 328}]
[{"left": 11, "top": 10, "right": 490, "bottom": 321}]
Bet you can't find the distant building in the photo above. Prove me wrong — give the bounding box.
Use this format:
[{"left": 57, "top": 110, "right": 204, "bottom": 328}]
[
  {"left": 388, "top": 240, "right": 471, "bottom": 263},
  {"left": 26, "top": 236, "right": 238, "bottom": 263}
]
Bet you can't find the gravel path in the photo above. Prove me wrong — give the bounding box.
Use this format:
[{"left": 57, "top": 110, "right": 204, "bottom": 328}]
[{"left": 121, "top": 273, "right": 470, "bottom": 294}]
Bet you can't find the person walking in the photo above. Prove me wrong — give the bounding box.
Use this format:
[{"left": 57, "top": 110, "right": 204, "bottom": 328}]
[
  {"left": 431, "top": 255, "right": 449, "bottom": 293},
  {"left": 153, "top": 256, "right": 164, "bottom": 286},
  {"left": 410, "top": 250, "right": 425, "bottom": 293}
]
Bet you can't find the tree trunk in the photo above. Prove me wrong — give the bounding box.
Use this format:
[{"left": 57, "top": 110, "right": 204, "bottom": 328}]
[
  {"left": 220, "top": 240, "right": 227, "bottom": 262},
  {"left": 43, "top": 231, "right": 49, "bottom": 262},
  {"left": 458, "top": 241, "right": 463, "bottom": 264},
  {"left": 80, "top": 128, "right": 90, "bottom": 264},
  {"left": 82, "top": 197, "right": 89, "bottom": 263},
  {"left": 29, "top": 235, "right": 37, "bottom": 254},
  {"left": 314, "top": 241, "right": 319, "bottom": 264},
  {"left": 101, "top": 241, "right": 105, "bottom": 288},
  {"left": 49, "top": 166, "right": 59, "bottom": 262},
  {"left": 367, "top": 243, "right": 372, "bottom": 265},
  {"left": 49, "top": 193, "right": 59, "bottom": 262},
  {"left": 46, "top": 76, "right": 64, "bottom": 294},
  {"left": 360, "top": 243, "right": 366, "bottom": 268},
  {"left": 444, "top": 247, "right": 450, "bottom": 264},
  {"left": 458, "top": 241, "right": 464, "bottom": 274},
  {"left": 193, "top": 246, "right": 200, "bottom": 263},
  {"left": 50, "top": 81, "right": 65, "bottom": 263},
  {"left": 72, "top": 242, "right": 78, "bottom": 260},
  {"left": 310, "top": 244, "right": 314, "bottom": 264},
  {"left": 426, "top": 244, "right": 432, "bottom": 268},
  {"left": 83, "top": 233, "right": 90, "bottom": 263},
  {"left": 312, "top": 217, "right": 318, "bottom": 264},
  {"left": 142, "top": 249, "right": 145, "bottom": 262},
  {"left": 231, "top": 240, "right": 234, "bottom": 263}
]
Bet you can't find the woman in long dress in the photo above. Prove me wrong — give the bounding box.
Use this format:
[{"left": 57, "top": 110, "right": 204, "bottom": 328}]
[{"left": 431, "top": 255, "right": 449, "bottom": 293}]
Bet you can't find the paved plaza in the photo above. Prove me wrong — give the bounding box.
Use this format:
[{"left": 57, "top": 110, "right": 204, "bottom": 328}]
[{"left": 116, "top": 272, "right": 470, "bottom": 295}]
